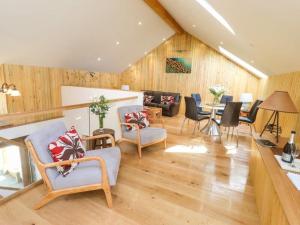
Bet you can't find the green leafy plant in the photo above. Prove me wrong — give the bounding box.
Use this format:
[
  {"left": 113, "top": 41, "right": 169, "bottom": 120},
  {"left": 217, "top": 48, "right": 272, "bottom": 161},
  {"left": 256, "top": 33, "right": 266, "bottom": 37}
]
[
  {"left": 209, "top": 85, "right": 225, "bottom": 104},
  {"left": 89, "top": 95, "right": 110, "bottom": 129}
]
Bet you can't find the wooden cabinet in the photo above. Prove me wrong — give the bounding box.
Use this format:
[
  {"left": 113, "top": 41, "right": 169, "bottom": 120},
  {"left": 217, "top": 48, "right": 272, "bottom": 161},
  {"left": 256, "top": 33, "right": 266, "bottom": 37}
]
[{"left": 250, "top": 141, "right": 300, "bottom": 225}]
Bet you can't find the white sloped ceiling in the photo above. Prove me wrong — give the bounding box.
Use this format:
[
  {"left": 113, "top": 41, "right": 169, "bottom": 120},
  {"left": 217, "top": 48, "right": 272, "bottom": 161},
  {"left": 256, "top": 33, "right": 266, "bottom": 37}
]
[{"left": 0, "top": 0, "right": 174, "bottom": 73}]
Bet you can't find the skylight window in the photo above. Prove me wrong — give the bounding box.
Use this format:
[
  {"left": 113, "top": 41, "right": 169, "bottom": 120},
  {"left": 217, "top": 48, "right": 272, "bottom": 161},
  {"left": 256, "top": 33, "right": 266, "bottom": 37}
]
[
  {"left": 195, "top": 0, "right": 235, "bottom": 35},
  {"left": 219, "top": 46, "right": 268, "bottom": 79}
]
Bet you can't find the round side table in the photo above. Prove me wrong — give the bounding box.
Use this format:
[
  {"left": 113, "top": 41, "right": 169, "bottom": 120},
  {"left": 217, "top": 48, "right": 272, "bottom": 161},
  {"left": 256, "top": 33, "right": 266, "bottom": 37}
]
[{"left": 88, "top": 128, "right": 115, "bottom": 150}]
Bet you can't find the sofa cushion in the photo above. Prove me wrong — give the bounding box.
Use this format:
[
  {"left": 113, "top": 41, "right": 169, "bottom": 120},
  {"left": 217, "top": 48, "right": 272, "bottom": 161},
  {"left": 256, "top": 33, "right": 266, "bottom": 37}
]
[
  {"left": 124, "top": 111, "right": 150, "bottom": 131},
  {"left": 123, "top": 127, "right": 167, "bottom": 145},
  {"left": 48, "top": 127, "right": 86, "bottom": 177},
  {"left": 161, "top": 95, "right": 175, "bottom": 105},
  {"left": 144, "top": 95, "right": 154, "bottom": 104},
  {"left": 157, "top": 103, "right": 171, "bottom": 110},
  {"left": 50, "top": 147, "right": 121, "bottom": 190}
]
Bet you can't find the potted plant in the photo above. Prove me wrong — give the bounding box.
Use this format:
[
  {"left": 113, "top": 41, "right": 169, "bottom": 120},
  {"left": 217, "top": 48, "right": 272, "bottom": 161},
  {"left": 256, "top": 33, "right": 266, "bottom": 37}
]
[
  {"left": 209, "top": 85, "right": 225, "bottom": 105},
  {"left": 89, "top": 95, "right": 110, "bottom": 132}
]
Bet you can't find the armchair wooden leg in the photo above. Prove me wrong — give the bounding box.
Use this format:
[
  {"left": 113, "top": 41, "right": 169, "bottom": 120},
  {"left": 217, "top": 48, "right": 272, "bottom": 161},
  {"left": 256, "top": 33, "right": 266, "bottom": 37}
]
[
  {"left": 137, "top": 145, "right": 142, "bottom": 158},
  {"left": 164, "top": 139, "right": 167, "bottom": 149},
  {"left": 103, "top": 187, "right": 113, "bottom": 208},
  {"left": 34, "top": 193, "right": 58, "bottom": 210}
]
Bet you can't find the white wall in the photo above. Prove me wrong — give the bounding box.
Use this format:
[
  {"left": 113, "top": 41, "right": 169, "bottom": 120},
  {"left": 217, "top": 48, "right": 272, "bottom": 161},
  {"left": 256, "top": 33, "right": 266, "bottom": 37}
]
[{"left": 61, "top": 86, "right": 143, "bottom": 140}]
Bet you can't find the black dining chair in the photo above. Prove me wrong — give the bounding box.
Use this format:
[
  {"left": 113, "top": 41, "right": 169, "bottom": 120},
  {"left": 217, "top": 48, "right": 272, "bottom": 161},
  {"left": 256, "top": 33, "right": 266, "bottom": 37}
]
[
  {"left": 191, "top": 93, "right": 211, "bottom": 116},
  {"left": 213, "top": 102, "right": 242, "bottom": 146},
  {"left": 181, "top": 97, "right": 210, "bottom": 134},
  {"left": 216, "top": 95, "right": 233, "bottom": 116},
  {"left": 239, "top": 100, "right": 263, "bottom": 136}
]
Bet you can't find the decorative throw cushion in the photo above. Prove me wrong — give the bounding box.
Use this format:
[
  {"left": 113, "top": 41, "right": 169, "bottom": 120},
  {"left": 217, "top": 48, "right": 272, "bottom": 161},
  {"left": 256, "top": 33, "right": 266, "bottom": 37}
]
[
  {"left": 124, "top": 111, "right": 150, "bottom": 131},
  {"left": 161, "top": 95, "right": 175, "bottom": 105},
  {"left": 144, "top": 95, "right": 154, "bottom": 104},
  {"left": 48, "top": 127, "right": 86, "bottom": 177}
]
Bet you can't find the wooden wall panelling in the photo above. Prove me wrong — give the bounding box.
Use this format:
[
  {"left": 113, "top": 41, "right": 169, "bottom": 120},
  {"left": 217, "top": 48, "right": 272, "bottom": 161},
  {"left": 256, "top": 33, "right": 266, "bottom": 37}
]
[
  {"left": 1, "top": 64, "right": 121, "bottom": 126},
  {"left": 121, "top": 33, "right": 261, "bottom": 114}
]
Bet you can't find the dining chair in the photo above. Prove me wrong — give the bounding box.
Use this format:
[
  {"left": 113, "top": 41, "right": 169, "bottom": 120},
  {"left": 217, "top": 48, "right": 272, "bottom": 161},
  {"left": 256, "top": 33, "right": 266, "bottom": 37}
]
[
  {"left": 213, "top": 102, "right": 242, "bottom": 146},
  {"left": 191, "top": 93, "right": 211, "bottom": 116},
  {"left": 239, "top": 100, "right": 263, "bottom": 136},
  {"left": 181, "top": 97, "right": 210, "bottom": 134},
  {"left": 117, "top": 105, "right": 167, "bottom": 158},
  {"left": 216, "top": 95, "right": 233, "bottom": 116},
  {"left": 25, "top": 121, "right": 121, "bottom": 209}
]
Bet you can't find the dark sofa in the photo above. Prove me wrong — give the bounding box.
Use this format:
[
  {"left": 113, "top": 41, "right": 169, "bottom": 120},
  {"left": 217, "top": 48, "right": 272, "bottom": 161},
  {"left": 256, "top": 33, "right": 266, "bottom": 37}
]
[{"left": 143, "top": 90, "right": 181, "bottom": 117}]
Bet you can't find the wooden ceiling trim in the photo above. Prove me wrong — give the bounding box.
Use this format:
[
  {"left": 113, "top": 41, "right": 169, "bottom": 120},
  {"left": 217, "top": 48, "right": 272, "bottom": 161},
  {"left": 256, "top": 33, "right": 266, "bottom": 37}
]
[{"left": 144, "top": 0, "right": 184, "bottom": 34}]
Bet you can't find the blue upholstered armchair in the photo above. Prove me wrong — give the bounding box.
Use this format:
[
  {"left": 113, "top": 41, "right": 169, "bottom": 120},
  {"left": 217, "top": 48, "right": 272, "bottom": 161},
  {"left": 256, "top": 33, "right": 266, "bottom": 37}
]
[
  {"left": 118, "top": 105, "right": 167, "bottom": 158},
  {"left": 25, "top": 121, "right": 121, "bottom": 209}
]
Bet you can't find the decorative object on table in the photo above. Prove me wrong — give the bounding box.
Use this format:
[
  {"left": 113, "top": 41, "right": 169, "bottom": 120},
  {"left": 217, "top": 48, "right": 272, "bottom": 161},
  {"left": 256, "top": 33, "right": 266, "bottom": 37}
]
[
  {"left": 240, "top": 93, "right": 253, "bottom": 111},
  {"left": 209, "top": 85, "right": 225, "bottom": 105},
  {"left": 239, "top": 100, "right": 263, "bottom": 136},
  {"left": 0, "top": 82, "right": 21, "bottom": 96},
  {"left": 282, "top": 131, "right": 296, "bottom": 163},
  {"left": 259, "top": 91, "right": 298, "bottom": 143},
  {"left": 25, "top": 121, "right": 121, "bottom": 209},
  {"left": 118, "top": 105, "right": 167, "bottom": 158},
  {"left": 87, "top": 128, "right": 115, "bottom": 150},
  {"left": 255, "top": 138, "right": 277, "bottom": 148},
  {"left": 121, "top": 84, "right": 130, "bottom": 91},
  {"left": 89, "top": 95, "right": 110, "bottom": 132},
  {"left": 166, "top": 57, "right": 192, "bottom": 73}
]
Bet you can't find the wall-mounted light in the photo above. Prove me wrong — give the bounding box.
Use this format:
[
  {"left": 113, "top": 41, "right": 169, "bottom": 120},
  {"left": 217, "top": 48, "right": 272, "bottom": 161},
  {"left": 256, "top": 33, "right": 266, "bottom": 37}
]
[{"left": 0, "top": 82, "right": 21, "bottom": 96}]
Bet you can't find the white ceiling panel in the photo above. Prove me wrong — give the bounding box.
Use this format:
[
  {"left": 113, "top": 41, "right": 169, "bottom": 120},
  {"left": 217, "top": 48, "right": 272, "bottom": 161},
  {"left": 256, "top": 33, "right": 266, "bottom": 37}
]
[{"left": 0, "top": 0, "right": 174, "bottom": 73}]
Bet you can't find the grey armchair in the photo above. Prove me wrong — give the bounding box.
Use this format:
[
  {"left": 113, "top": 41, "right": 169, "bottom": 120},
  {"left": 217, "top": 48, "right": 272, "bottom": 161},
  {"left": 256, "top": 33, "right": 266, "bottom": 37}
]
[
  {"left": 25, "top": 121, "right": 121, "bottom": 209},
  {"left": 118, "top": 105, "right": 167, "bottom": 158}
]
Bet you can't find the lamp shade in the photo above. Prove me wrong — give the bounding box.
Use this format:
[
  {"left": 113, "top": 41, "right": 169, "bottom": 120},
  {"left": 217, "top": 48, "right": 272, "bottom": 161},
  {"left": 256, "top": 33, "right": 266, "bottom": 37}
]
[
  {"left": 258, "top": 91, "right": 298, "bottom": 113},
  {"left": 240, "top": 93, "right": 253, "bottom": 103}
]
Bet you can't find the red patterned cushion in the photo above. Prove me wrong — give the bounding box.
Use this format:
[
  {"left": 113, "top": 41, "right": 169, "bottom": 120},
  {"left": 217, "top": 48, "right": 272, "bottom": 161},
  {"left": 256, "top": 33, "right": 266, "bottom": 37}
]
[
  {"left": 144, "top": 95, "right": 154, "bottom": 104},
  {"left": 48, "top": 127, "right": 86, "bottom": 176},
  {"left": 161, "top": 95, "right": 175, "bottom": 105},
  {"left": 124, "top": 111, "right": 150, "bottom": 131}
]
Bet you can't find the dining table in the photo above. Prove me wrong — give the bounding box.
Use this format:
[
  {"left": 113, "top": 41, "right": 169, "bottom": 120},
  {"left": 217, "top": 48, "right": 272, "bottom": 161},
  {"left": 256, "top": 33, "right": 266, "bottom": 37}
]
[{"left": 200, "top": 103, "right": 226, "bottom": 136}]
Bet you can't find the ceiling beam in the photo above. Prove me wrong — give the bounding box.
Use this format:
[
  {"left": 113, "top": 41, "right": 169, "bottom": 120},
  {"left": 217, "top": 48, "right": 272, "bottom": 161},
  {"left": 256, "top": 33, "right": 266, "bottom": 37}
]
[{"left": 144, "top": 0, "right": 184, "bottom": 34}]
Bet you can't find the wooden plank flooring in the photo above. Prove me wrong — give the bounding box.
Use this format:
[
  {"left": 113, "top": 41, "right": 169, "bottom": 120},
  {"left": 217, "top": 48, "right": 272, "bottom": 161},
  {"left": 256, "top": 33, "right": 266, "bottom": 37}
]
[{"left": 0, "top": 115, "right": 259, "bottom": 225}]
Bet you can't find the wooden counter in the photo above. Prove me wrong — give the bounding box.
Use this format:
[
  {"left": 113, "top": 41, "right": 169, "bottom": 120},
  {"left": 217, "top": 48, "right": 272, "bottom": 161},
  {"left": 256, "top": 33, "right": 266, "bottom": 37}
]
[{"left": 250, "top": 140, "right": 300, "bottom": 225}]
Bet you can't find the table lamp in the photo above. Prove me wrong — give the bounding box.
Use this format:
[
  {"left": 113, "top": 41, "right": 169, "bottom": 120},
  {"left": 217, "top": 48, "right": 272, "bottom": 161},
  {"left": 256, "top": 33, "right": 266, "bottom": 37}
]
[
  {"left": 240, "top": 93, "right": 253, "bottom": 111},
  {"left": 259, "top": 91, "right": 298, "bottom": 143}
]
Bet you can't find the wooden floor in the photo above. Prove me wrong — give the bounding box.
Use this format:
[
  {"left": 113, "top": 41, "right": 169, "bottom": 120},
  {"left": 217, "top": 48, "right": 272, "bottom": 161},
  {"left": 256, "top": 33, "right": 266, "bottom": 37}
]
[{"left": 0, "top": 115, "right": 260, "bottom": 225}]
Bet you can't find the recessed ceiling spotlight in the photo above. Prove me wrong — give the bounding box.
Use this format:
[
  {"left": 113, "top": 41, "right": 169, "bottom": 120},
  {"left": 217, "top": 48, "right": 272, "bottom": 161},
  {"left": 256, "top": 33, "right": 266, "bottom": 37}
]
[
  {"left": 192, "top": 24, "right": 196, "bottom": 28},
  {"left": 219, "top": 46, "right": 267, "bottom": 79},
  {"left": 250, "top": 60, "right": 255, "bottom": 64},
  {"left": 144, "top": 51, "right": 148, "bottom": 55},
  {"left": 97, "top": 57, "right": 101, "bottom": 61},
  {"left": 138, "top": 21, "right": 142, "bottom": 26},
  {"left": 116, "top": 41, "right": 120, "bottom": 45},
  {"left": 162, "top": 37, "right": 166, "bottom": 41},
  {"left": 128, "top": 64, "right": 132, "bottom": 67},
  {"left": 195, "top": 0, "right": 235, "bottom": 35},
  {"left": 220, "top": 41, "right": 224, "bottom": 45}
]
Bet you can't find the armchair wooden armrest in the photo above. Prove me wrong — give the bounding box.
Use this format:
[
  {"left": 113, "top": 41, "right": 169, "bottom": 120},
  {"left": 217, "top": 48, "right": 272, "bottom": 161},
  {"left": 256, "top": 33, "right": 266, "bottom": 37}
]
[
  {"left": 82, "top": 134, "right": 115, "bottom": 147},
  {"left": 43, "top": 156, "right": 106, "bottom": 169}
]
